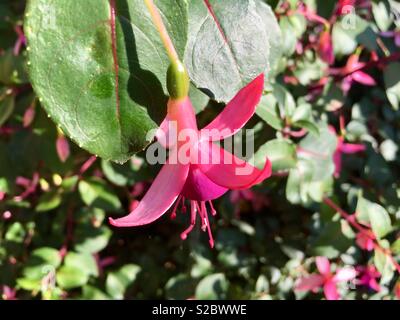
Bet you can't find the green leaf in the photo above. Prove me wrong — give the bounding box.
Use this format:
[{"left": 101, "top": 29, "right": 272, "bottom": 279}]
[
  {"left": 256, "top": 93, "right": 284, "bottom": 130},
  {"left": 74, "top": 225, "right": 112, "bottom": 254},
  {"left": 0, "top": 49, "right": 29, "bottom": 85},
  {"left": 81, "top": 286, "right": 110, "bottom": 300},
  {"left": 23, "top": 247, "right": 62, "bottom": 280},
  {"left": 64, "top": 252, "right": 99, "bottom": 277},
  {"left": 5, "top": 222, "right": 26, "bottom": 243},
  {"left": 165, "top": 274, "right": 197, "bottom": 300},
  {"left": 35, "top": 191, "right": 62, "bottom": 212},
  {"left": 384, "top": 62, "right": 400, "bottom": 110},
  {"left": 254, "top": 139, "right": 297, "bottom": 172},
  {"left": 373, "top": 249, "right": 395, "bottom": 284},
  {"left": 391, "top": 238, "right": 400, "bottom": 255},
  {"left": 332, "top": 17, "right": 377, "bottom": 56},
  {"left": 184, "top": 0, "right": 281, "bottom": 102},
  {"left": 356, "top": 196, "right": 392, "bottom": 239},
  {"left": 368, "top": 204, "right": 392, "bottom": 239},
  {"left": 56, "top": 265, "right": 89, "bottom": 289},
  {"left": 195, "top": 273, "right": 229, "bottom": 300},
  {"left": 106, "top": 264, "right": 141, "bottom": 299},
  {"left": 25, "top": 0, "right": 188, "bottom": 162},
  {"left": 372, "top": 0, "right": 393, "bottom": 31},
  {"left": 0, "top": 90, "right": 14, "bottom": 127},
  {"left": 78, "top": 178, "right": 121, "bottom": 212},
  {"left": 298, "top": 124, "right": 337, "bottom": 181}
]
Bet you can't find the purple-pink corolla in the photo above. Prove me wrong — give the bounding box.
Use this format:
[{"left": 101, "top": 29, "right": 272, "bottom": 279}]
[
  {"left": 330, "top": 126, "right": 366, "bottom": 178},
  {"left": 356, "top": 265, "right": 381, "bottom": 292},
  {"left": 110, "top": 62, "right": 271, "bottom": 248},
  {"left": 330, "top": 54, "right": 376, "bottom": 93},
  {"left": 296, "top": 257, "right": 356, "bottom": 300}
]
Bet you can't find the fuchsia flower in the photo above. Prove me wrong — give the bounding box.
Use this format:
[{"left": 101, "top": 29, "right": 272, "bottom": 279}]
[
  {"left": 23, "top": 103, "right": 36, "bottom": 128},
  {"left": 14, "top": 173, "right": 39, "bottom": 202},
  {"left": 331, "top": 54, "right": 376, "bottom": 93},
  {"left": 356, "top": 265, "right": 381, "bottom": 292},
  {"left": 296, "top": 256, "right": 356, "bottom": 300},
  {"left": 356, "top": 230, "right": 375, "bottom": 251},
  {"left": 395, "top": 282, "right": 400, "bottom": 299},
  {"left": 318, "top": 28, "right": 334, "bottom": 65},
  {"left": 56, "top": 133, "right": 70, "bottom": 163},
  {"left": 330, "top": 126, "right": 366, "bottom": 178},
  {"left": 380, "top": 30, "right": 400, "bottom": 48},
  {"left": 335, "top": 0, "right": 356, "bottom": 16},
  {"left": 1, "top": 285, "right": 16, "bottom": 300},
  {"left": 110, "top": 65, "right": 271, "bottom": 248}
]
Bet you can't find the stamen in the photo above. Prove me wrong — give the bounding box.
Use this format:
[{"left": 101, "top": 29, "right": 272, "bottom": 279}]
[
  {"left": 179, "top": 200, "right": 215, "bottom": 248},
  {"left": 202, "top": 201, "right": 214, "bottom": 248},
  {"left": 170, "top": 195, "right": 181, "bottom": 220},
  {"left": 208, "top": 201, "right": 217, "bottom": 216},
  {"left": 199, "top": 202, "right": 207, "bottom": 232},
  {"left": 181, "top": 196, "right": 187, "bottom": 213},
  {"left": 180, "top": 200, "right": 197, "bottom": 240}
]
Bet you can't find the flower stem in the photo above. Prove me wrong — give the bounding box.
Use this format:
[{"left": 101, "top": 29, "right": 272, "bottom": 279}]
[
  {"left": 323, "top": 197, "right": 400, "bottom": 274},
  {"left": 144, "top": 0, "right": 179, "bottom": 62}
]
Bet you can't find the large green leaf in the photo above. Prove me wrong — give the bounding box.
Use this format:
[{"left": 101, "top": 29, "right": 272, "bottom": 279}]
[
  {"left": 184, "top": 0, "right": 281, "bottom": 102},
  {"left": 25, "top": 0, "right": 188, "bottom": 163}
]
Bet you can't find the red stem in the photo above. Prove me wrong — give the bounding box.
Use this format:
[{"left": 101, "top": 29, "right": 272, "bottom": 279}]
[{"left": 323, "top": 197, "right": 400, "bottom": 273}]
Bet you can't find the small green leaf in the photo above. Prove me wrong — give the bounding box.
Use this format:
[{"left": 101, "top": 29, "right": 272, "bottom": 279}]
[
  {"left": 78, "top": 178, "right": 121, "bottom": 212},
  {"left": 0, "top": 91, "right": 14, "bottom": 127},
  {"left": 195, "top": 273, "right": 229, "bottom": 300},
  {"left": 356, "top": 196, "right": 392, "bottom": 239},
  {"left": 255, "top": 139, "right": 297, "bottom": 172},
  {"left": 64, "top": 252, "right": 99, "bottom": 277},
  {"left": 57, "top": 266, "right": 89, "bottom": 289},
  {"left": 35, "top": 191, "right": 62, "bottom": 212},
  {"left": 106, "top": 264, "right": 141, "bottom": 299}
]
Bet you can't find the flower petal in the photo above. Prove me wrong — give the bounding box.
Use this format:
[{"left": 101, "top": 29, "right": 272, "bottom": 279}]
[
  {"left": 109, "top": 160, "right": 189, "bottom": 227},
  {"left": 200, "top": 74, "right": 264, "bottom": 141},
  {"left": 316, "top": 256, "right": 331, "bottom": 275},
  {"left": 352, "top": 71, "right": 376, "bottom": 86},
  {"left": 340, "top": 142, "right": 365, "bottom": 154},
  {"left": 323, "top": 280, "right": 340, "bottom": 300},
  {"left": 197, "top": 141, "right": 271, "bottom": 189},
  {"left": 296, "top": 275, "right": 325, "bottom": 292},
  {"left": 155, "top": 115, "right": 173, "bottom": 149},
  {"left": 333, "top": 267, "right": 356, "bottom": 283}
]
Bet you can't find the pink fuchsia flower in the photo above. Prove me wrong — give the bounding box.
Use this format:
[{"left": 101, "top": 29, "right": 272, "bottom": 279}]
[
  {"left": 23, "top": 102, "right": 36, "bottom": 128},
  {"left": 395, "top": 282, "right": 400, "bottom": 299},
  {"left": 356, "top": 230, "right": 375, "bottom": 251},
  {"left": 318, "top": 28, "right": 334, "bottom": 65},
  {"left": 331, "top": 54, "right": 376, "bottom": 93},
  {"left": 296, "top": 256, "right": 356, "bottom": 300},
  {"left": 110, "top": 62, "right": 271, "bottom": 248},
  {"left": 335, "top": 0, "right": 356, "bottom": 16},
  {"left": 356, "top": 265, "right": 381, "bottom": 292},
  {"left": 56, "top": 132, "right": 70, "bottom": 163},
  {"left": 1, "top": 286, "right": 16, "bottom": 300},
  {"left": 14, "top": 172, "right": 40, "bottom": 202},
  {"left": 380, "top": 30, "right": 400, "bottom": 48},
  {"left": 329, "top": 126, "right": 365, "bottom": 178}
]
